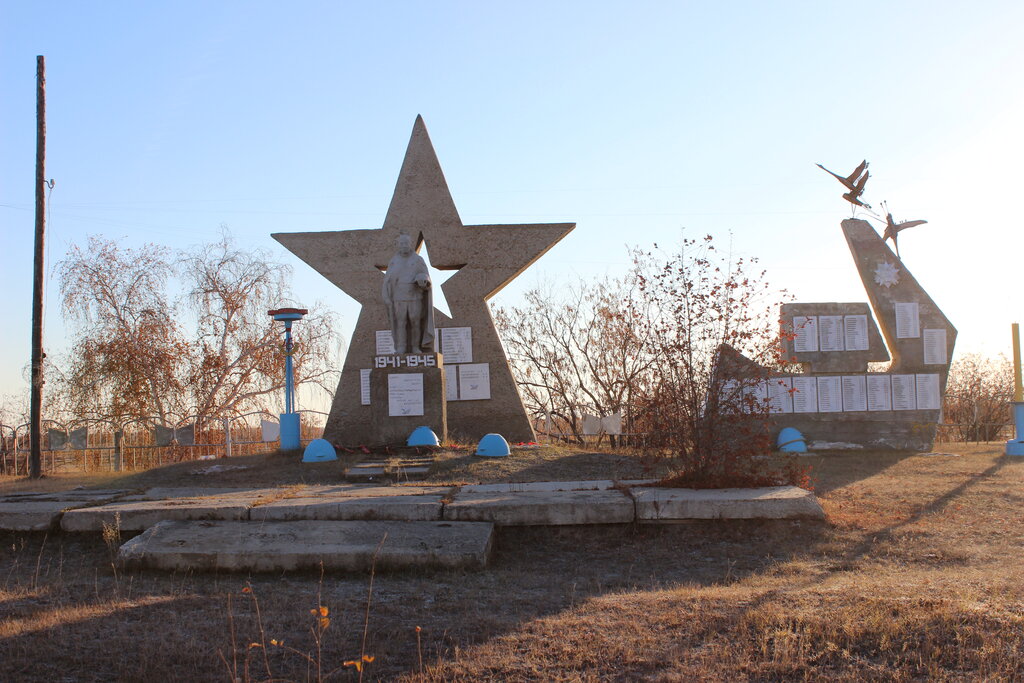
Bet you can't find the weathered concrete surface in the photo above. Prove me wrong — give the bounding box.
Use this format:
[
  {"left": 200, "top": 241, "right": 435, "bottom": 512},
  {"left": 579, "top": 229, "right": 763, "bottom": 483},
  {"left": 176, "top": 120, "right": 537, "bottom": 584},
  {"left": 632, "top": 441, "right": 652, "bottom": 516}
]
[
  {"left": 61, "top": 494, "right": 259, "bottom": 532},
  {"left": 444, "top": 489, "right": 635, "bottom": 526},
  {"left": 633, "top": 486, "right": 824, "bottom": 521},
  {"left": 119, "top": 519, "right": 494, "bottom": 572},
  {"left": 0, "top": 489, "right": 129, "bottom": 503},
  {"left": 120, "top": 487, "right": 256, "bottom": 501},
  {"left": 460, "top": 480, "right": 617, "bottom": 493},
  {"left": 459, "top": 479, "right": 658, "bottom": 494},
  {"left": 289, "top": 485, "right": 450, "bottom": 498},
  {"left": 0, "top": 501, "right": 86, "bottom": 531},
  {"left": 0, "top": 490, "right": 132, "bottom": 531},
  {"left": 251, "top": 494, "right": 443, "bottom": 522}
]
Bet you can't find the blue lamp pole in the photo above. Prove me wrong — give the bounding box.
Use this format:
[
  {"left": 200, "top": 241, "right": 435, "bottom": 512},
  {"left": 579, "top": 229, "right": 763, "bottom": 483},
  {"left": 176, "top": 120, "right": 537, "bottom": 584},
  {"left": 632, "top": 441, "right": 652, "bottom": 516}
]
[{"left": 269, "top": 308, "right": 308, "bottom": 451}]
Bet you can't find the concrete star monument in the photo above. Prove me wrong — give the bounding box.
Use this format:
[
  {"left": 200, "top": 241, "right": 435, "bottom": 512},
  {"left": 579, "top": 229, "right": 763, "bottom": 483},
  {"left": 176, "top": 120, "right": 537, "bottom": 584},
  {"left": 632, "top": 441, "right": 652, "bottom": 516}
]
[{"left": 274, "top": 117, "right": 574, "bottom": 445}]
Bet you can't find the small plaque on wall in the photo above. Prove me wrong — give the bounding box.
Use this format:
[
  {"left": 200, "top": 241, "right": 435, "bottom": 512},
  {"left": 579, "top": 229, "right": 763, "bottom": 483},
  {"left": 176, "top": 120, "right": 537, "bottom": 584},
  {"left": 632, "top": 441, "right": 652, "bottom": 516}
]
[
  {"left": 388, "top": 373, "right": 424, "bottom": 416},
  {"left": 458, "top": 363, "right": 491, "bottom": 401},
  {"left": 439, "top": 327, "right": 473, "bottom": 364},
  {"left": 376, "top": 330, "right": 396, "bottom": 355}
]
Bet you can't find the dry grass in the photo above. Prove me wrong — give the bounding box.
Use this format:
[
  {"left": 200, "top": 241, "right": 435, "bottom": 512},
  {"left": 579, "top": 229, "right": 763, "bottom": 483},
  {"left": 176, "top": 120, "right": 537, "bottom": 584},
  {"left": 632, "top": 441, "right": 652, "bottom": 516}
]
[
  {"left": 2, "top": 442, "right": 1024, "bottom": 680},
  {"left": 0, "top": 444, "right": 656, "bottom": 494}
]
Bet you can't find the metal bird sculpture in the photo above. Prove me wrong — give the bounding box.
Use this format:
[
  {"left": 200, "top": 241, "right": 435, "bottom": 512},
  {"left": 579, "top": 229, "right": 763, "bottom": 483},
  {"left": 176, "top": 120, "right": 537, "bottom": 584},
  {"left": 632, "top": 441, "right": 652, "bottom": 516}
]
[
  {"left": 818, "top": 160, "right": 871, "bottom": 210},
  {"left": 881, "top": 202, "right": 927, "bottom": 259}
]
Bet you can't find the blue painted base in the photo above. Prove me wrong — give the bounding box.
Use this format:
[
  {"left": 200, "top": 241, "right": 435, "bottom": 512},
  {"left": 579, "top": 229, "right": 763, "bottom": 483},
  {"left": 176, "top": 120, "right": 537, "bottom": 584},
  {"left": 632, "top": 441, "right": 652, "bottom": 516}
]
[
  {"left": 1006, "top": 440, "right": 1024, "bottom": 456},
  {"left": 280, "top": 412, "right": 301, "bottom": 451}
]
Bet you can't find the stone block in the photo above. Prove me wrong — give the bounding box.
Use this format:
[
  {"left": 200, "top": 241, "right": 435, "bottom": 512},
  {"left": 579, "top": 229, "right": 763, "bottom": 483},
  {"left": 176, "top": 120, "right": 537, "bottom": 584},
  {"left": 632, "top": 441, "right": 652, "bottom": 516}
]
[
  {"left": 444, "top": 489, "right": 635, "bottom": 526},
  {"left": 633, "top": 486, "right": 824, "bottom": 521},
  {"left": 118, "top": 519, "right": 495, "bottom": 572}
]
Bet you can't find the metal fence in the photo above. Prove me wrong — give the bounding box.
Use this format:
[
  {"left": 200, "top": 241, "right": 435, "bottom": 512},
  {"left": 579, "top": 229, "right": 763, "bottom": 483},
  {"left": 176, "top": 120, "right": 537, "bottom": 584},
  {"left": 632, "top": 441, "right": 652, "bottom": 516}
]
[{"left": 0, "top": 411, "right": 329, "bottom": 475}]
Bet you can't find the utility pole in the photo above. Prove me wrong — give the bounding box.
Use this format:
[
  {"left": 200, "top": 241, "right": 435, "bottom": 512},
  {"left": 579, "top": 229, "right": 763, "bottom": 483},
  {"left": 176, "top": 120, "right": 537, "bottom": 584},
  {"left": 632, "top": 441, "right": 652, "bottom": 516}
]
[{"left": 29, "top": 56, "right": 46, "bottom": 479}]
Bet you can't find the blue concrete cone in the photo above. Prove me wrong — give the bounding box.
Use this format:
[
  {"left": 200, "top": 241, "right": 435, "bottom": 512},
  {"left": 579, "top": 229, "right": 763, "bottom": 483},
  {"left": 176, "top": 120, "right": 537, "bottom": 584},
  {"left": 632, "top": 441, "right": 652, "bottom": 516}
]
[
  {"left": 776, "top": 427, "right": 808, "bottom": 453},
  {"left": 302, "top": 438, "right": 338, "bottom": 462},
  {"left": 475, "top": 433, "right": 511, "bottom": 457},
  {"left": 407, "top": 426, "right": 440, "bottom": 447}
]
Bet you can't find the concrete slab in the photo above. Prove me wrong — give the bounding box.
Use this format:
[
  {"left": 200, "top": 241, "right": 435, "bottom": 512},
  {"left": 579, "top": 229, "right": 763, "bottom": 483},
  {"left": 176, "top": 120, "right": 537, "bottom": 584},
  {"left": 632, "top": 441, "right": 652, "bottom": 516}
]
[
  {"left": 632, "top": 486, "right": 824, "bottom": 521},
  {"left": 461, "top": 480, "right": 616, "bottom": 493},
  {"left": 0, "top": 501, "right": 89, "bottom": 531},
  {"left": 0, "top": 489, "right": 129, "bottom": 503},
  {"left": 61, "top": 495, "right": 259, "bottom": 532},
  {"left": 444, "top": 489, "right": 635, "bottom": 526},
  {"left": 458, "top": 480, "right": 659, "bottom": 494},
  {"left": 288, "top": 485, "right": 450, "bottom": 498},
  {"left": 121, "top": 487, "right": 257, "bottom": 501},
  {"left": 345, "top": 466, "right": 388, "bottom": 481},
  {"left": 118, "top": 519, "right": 494, "bottom": 572},
  {"left": 251, "top": 494, "right": 443, "bottom": 522}
]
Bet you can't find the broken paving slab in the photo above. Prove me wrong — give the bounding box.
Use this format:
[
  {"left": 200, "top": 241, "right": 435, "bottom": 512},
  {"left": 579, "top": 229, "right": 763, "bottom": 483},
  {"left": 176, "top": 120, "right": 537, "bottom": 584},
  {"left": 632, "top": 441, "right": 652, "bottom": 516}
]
[
  {"left": 633, "top": 486, "right": 824, "bottom": 521},
  {"left": 444, "top": 489, "right": 635, "bottom": 526},
  {"left": 118, "top": 519, "right": 494, "bottom": 572},
  {"left": 0, "top": 500, "right": 95, "bottom": 531},
  {"left": 61, "top": 494, "right": 262, "bottom": 532},
  {"left": 251, "top": 494, "right": 443, "bottom": 522}
]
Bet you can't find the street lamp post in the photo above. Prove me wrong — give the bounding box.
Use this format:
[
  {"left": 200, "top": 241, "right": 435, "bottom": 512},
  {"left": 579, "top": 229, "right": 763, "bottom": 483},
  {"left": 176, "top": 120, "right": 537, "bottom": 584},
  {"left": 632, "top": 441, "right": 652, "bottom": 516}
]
[{"left": 269, "top": 308, "right": 308, "bottom": 451}]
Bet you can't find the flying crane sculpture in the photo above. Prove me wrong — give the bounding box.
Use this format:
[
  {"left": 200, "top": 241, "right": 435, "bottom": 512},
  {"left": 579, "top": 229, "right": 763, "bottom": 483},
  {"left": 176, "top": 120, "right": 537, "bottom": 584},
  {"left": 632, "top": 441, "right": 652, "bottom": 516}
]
[
  {"left": 817, "top": 160, "right": 871, "bottom": 209},
  {"left": 881, "top": 201, "right": 927, "bottom": 259}
]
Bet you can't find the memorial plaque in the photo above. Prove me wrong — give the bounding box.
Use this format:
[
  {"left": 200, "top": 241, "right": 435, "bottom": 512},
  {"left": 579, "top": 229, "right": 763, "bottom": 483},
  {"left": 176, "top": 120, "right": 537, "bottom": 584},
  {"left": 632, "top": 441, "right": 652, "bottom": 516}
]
[
  {"left": 375, "top": 330, "right": 396, "bottom": 355},
  {"left": 439, "top": 327, "right": 473, "bottom": 364},
  {"left": 791, "top": 376, "right": 818, "bottom": 413},
  {"left": 819, "top": 316, "right": 845, "bottom": 352},
  {"left": 458, "top": 363, "right": 491, "bottom": 401},
  {"left": 360, "top": 369, "right": 371, "bottom": 406},
  {"left": 923, "top": 329, "right": 947, "bottom": 365},
  {"left": 915, "top": 373, "right": 941, "bottom": 410},
  {"left": 841, "top": 375, "right": 867, "bottom": 412},
  {"left": 892, "top": 374, "right": 917, "bottom": 411},
  {"left": 866, "top": 374, "right": 893, "bottom": 411},
  {"left": 895, "top": 302, "right": 920, "bottom": 339},
  {"left": 388, "top": 374, "right": 424, "bottom": 417},
  {"left": 843, "top": 314, "right": 869, "bottom": 351},
  {"left": 793, "top": 316, "right": 818, "bottom": 352},
  {"left": 768, "top": 377, "right": 794, "bottom": 414},
  {"left": 816, "top": 376, "right": 843, "bottom": 412}
]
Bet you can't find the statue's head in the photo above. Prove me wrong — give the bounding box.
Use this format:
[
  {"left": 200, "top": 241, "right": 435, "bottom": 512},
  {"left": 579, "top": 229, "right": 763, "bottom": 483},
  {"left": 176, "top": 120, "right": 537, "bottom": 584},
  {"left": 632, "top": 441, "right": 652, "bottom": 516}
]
[{"left": 396, "top": 233, "right": 413, "bottom": 257}]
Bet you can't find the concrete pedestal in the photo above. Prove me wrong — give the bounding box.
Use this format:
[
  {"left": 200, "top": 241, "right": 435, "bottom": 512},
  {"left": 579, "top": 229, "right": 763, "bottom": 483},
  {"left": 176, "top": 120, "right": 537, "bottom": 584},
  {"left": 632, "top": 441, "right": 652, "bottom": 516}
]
[{"left": 369, "top": 353, "right": 447, "bottom": 446}]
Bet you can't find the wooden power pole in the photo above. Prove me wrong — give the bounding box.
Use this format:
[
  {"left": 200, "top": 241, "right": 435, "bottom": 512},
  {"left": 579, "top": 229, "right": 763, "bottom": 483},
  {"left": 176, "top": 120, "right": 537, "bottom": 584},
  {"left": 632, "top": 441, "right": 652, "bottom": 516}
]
[{"left": 29, "top": 55, "right": 46, "bottom": 479}]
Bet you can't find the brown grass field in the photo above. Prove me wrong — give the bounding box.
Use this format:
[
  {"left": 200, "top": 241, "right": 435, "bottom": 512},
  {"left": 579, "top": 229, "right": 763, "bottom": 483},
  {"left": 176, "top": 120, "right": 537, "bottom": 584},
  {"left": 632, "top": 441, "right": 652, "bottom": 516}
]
[{"left": 2, "top": 443, "right": 1023, "bottom": 681}]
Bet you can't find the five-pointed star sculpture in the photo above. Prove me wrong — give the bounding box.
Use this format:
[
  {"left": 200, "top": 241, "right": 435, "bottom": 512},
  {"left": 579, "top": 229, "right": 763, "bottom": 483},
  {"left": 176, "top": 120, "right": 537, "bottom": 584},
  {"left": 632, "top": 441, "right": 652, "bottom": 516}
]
[{"left": 272, "top": 116, "right": 574, "bottom": 444}]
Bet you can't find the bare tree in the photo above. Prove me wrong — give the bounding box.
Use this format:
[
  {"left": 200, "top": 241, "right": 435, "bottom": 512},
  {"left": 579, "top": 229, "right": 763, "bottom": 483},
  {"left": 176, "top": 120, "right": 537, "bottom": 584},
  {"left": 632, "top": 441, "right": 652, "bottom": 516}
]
[
  {"left": 57, "top": 237, "right": 186, "bottom": 423},
  {"left": 942, "top": 353, "right": 1013, "bottom": 442},
  {"left": 627, "top": 236, "right": 795, "bottom": 485},
  {"left": 180, "top": 232, "right": 338, "bottom": 418},
  {"left": 495, "top": 272, "right": 658, "bottom": 443},
  {"left": 55, "top": 233, "right": 339, "bottom": 425}
]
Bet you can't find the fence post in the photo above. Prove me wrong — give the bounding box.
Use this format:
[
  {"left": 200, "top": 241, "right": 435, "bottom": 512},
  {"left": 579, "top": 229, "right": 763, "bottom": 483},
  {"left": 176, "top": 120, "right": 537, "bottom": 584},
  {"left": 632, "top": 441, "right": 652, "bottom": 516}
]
[
  {"left": 113, "top": 430, "right": 122, "bottom": 472},
  {"left": 223, "top": 418, "right": 232, "bottom": 459}
]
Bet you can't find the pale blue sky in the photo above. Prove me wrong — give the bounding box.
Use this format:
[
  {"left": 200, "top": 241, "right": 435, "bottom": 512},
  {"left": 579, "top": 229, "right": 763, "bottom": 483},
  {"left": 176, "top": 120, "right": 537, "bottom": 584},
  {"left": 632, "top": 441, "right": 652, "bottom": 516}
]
[{"left": 2, "top": 1, "right": 1022, "bottom": 406}]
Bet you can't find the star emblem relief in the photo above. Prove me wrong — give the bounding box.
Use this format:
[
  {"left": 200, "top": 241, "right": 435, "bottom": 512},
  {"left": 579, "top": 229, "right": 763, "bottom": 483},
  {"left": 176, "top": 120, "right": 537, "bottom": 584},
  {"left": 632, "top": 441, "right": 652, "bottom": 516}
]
[{"left": 874, "top": 261, "right": 900, "bottom": 288}]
